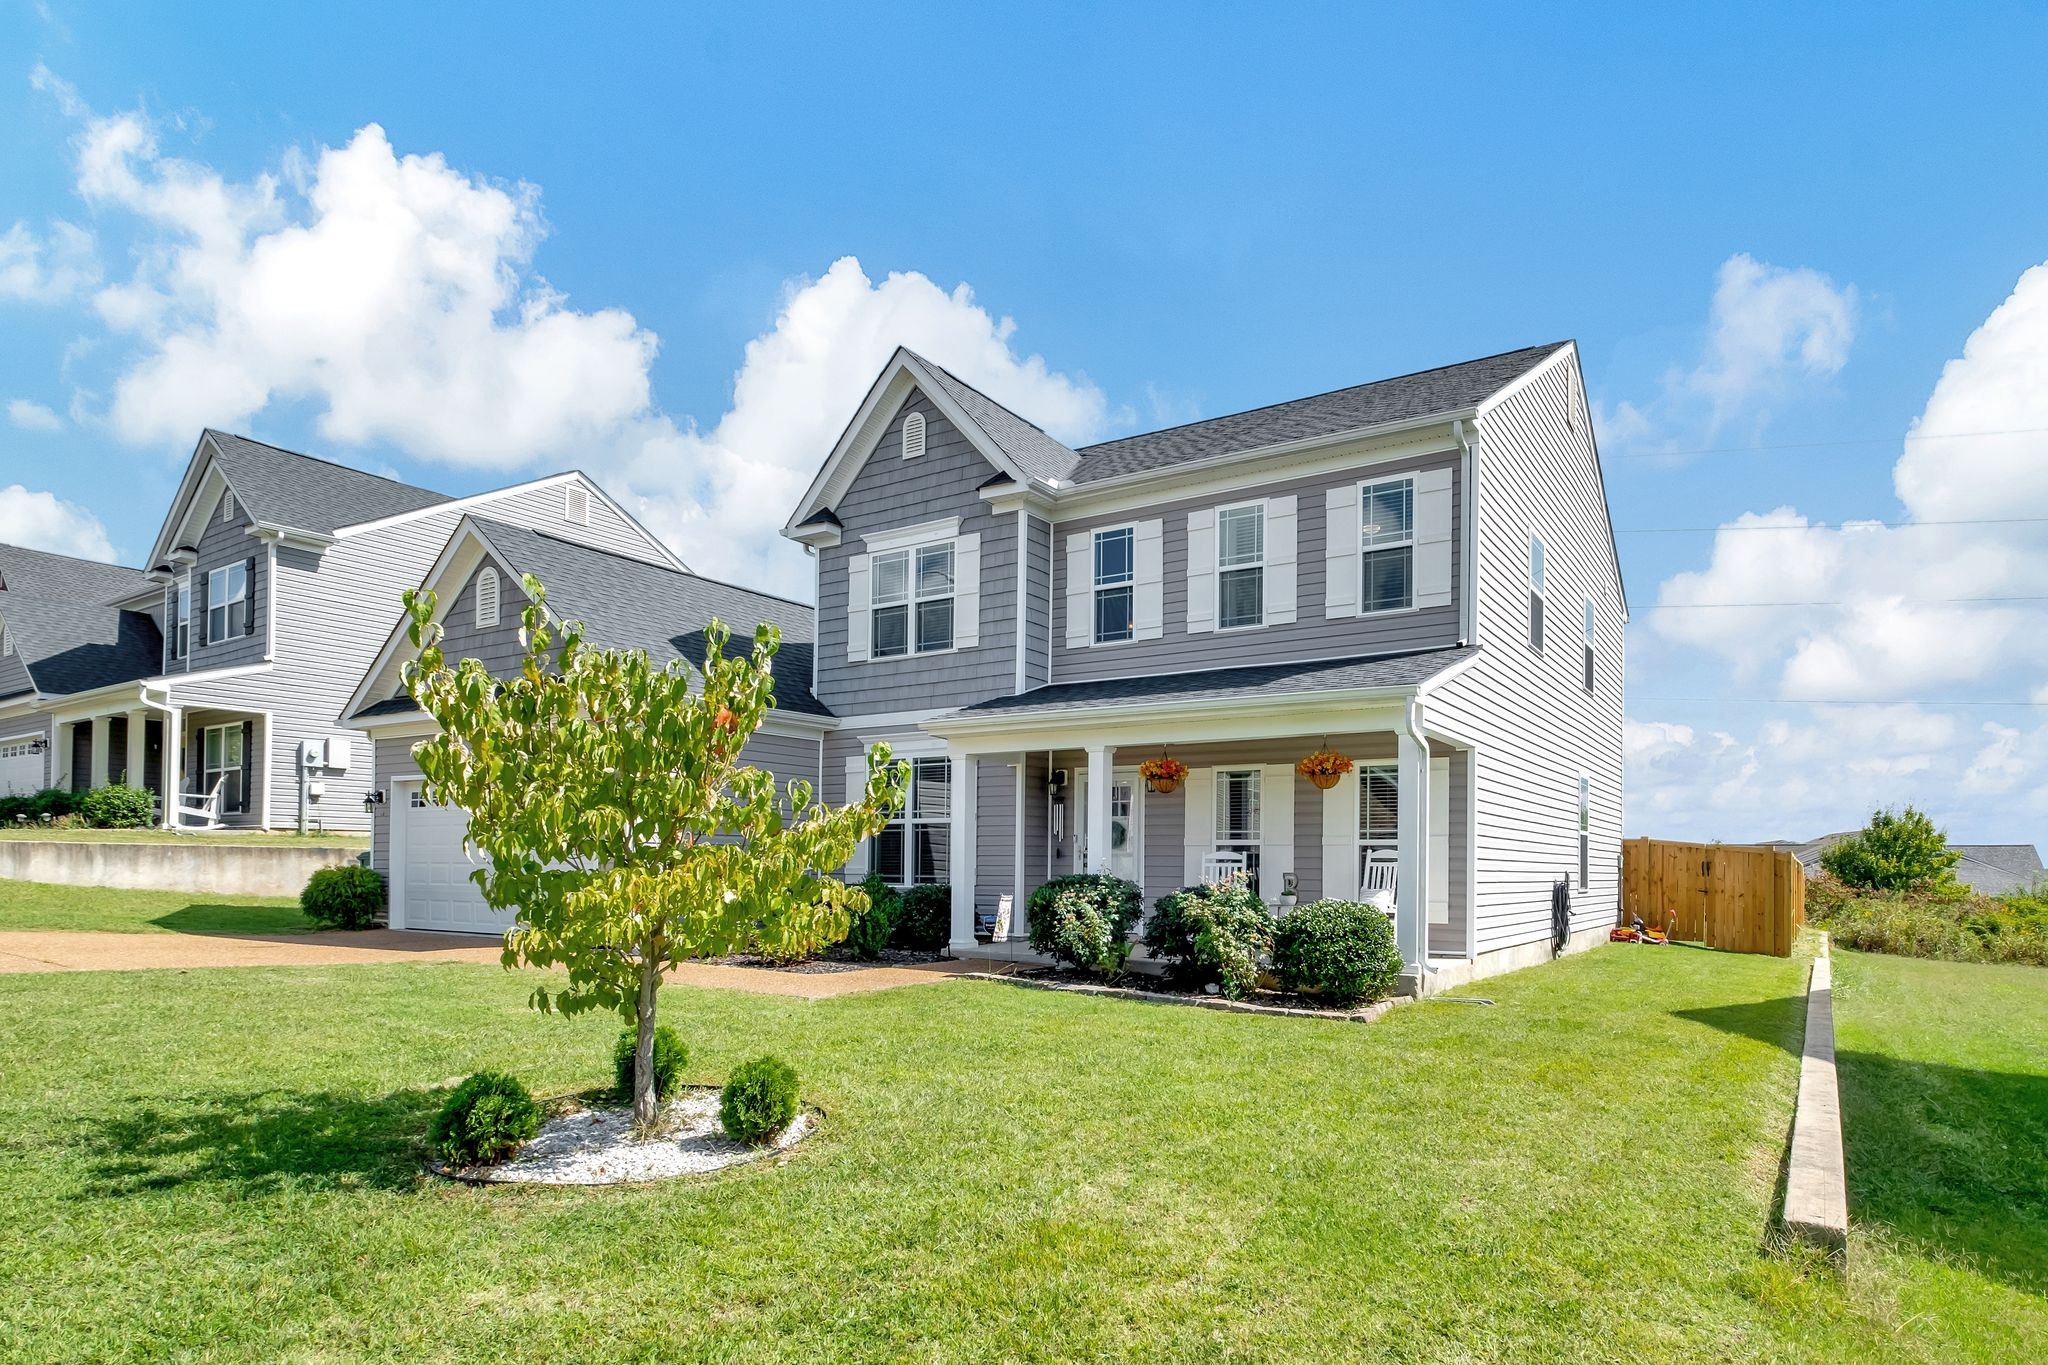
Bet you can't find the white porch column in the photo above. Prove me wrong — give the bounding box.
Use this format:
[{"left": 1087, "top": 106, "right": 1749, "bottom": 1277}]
[
  {"left": 53, "top": 721, "right": 74, "bottom": 792},
  {"left": 1083, "top": 744, "right": 1114, "bottom": 873},
  {"left": 88, "top": 716, "right": 111, "bottom": 788},
  {"left": 124, "top": 709, "right": 147, "bottom": 789},
  {"left": 1395, "top": 727, "right": 1429, "bottom": 977},
  {"left": 947, "top": 746, "right": 978, "bottom": 953},
  {"left": 1007, "top": 754, "right": 1027, "bottom": 941},
  {"left": 161, "top": 709, "right": 183, "bottom": 828}
]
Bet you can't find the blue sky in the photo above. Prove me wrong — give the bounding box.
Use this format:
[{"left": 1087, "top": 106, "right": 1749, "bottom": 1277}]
[{"left": 5, "top": 2, "right": 2048, "bottom": 844}]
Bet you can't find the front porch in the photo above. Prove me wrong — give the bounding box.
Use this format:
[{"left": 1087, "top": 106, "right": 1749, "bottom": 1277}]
[{"left": 49, "top": 702, "right": 265, "bottom": 830}]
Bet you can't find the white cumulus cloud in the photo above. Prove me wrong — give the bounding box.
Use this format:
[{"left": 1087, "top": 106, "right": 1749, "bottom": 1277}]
[
  {"left": 0, "top": 220, "right": 99, "bottom": 302},
  {"left": 6, "top": 400, "right": 64, "bottom": 432},
  {"left": 0, "top": 484, "right": 118, "bottom": 562}
]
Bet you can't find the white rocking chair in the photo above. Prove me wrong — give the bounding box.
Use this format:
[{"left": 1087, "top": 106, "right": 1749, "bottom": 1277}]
[
  {"left": 176, "top": 776, "right": 225, "bottom": 831},
  {"left": 1360, "top": 854, "right": 1398, "bottom": 922},
  {"left": 1201, "top": 851, "right": 1249, "bottom": 887}
]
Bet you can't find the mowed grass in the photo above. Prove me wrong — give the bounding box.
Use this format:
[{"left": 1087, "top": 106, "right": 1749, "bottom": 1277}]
[
  {"left": 0, "top": 827, "right": 367, "bottom": 847},
  {"left": 0, "top": 879, "right": 311, "bottom": 935},
  {"left": 0, "top": 942, "right": 2029, "bottom": 1361},
  {"left": 1831, "top": 949, "right": 2048, "bottom": 1360}
]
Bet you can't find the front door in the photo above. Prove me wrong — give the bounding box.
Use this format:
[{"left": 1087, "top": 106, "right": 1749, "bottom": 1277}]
[{"left": 1076, "top": 768, "right": 1144, "bottom": 887}]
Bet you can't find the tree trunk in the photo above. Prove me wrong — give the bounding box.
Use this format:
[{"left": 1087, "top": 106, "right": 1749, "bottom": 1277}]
[{"left": 632, "top": 945, "right": 661, "bottom": 1133}]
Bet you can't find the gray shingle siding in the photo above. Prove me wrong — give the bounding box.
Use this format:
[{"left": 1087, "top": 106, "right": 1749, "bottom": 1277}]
[
  {"left": 185, "top": 493, "right": 267, "bottom": 671},
  {"left": 433, "top": 557, "right": 529, "bottom": 681},
  {"left": 1021, "top": 513, "right": 1052, "bottom": 688}
]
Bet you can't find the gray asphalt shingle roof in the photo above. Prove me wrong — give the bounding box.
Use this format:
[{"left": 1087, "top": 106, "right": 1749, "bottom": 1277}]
[
  {"left": 954, "top": 645, "right": 1477, "bottom": 717},
  {"left": 204, "top": 430, "right": 452, "bottom": 536},
  {"left": 0, "top": 594, "right": 163, "bottom": 697},
  {"left": 0, "top": 543, "right": 156, "bottom": 605},
  {"left": 908, "top": 351, "right": 1084, "bottom": 486}
]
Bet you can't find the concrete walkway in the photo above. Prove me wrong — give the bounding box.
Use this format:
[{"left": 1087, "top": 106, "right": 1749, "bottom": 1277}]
[{"left": 0, "top": 929, "right": 986, "bottom": 999}]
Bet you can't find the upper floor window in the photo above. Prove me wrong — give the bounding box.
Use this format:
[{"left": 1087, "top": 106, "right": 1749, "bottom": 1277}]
[
  {"left": 175, "top": 581, "right": 190, "bottom": 658},
  {"left": 476, "top": 568, "right": 501, "bottom": 629},
  {"left": 1528, "top": 533, "right": 1546, "bottom": 652},
  {"left": 206, "top": 562, "right": 248, "bottom": 644},
  {"left": 1577, "top": 775, "right": 1591, "bottom": 889},
  {"left": 564, "top": 484, "right": 590, "bottom": 525},
  {"left": 1093, "top": 526, "right": 1135, "bottom": 644},
  {"left": 901, "top": 411, "right": 926, "bottom": 460},
  {"left": 1216, "top": 501, "right": 1265, "bottom": 630},
  {"left": 872, "top": 543, "right": 954, "bottom": 657},
  {"left": 1360, "top": 476, "right": 1415, "bottom": 613},
  {"left": 1582, "top": 597, "right": 1596, "bottom": 691}
]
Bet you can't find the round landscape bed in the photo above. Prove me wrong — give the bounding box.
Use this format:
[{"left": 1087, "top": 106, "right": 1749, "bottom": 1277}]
[{"left": 428, "top": 1085, "right": 821, "bottom": 1186}]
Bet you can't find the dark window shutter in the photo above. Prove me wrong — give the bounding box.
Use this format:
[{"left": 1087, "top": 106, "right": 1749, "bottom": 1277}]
[
  {"left": 196, "top": 574, "right": 208, "bottom": 646},
  {"left": 239, "top": 721, "right": 253, "bottom": 814},
  {"left": 245, "top": 555, "right": 257, "bottom": 634},
  {"left": 191, "top": 728, "right": 204, "bottom": 795},
  {"left": 165, "top": 587, "right": 176, "bottom": 664}
]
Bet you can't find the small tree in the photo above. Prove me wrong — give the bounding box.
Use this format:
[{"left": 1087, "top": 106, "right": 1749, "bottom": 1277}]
[
  {"left": 1821, "top": 806, "right": 1962, "bottom": 893},
  {"left": 402, "top": 576, "right": 906, "bottom": 1132}
]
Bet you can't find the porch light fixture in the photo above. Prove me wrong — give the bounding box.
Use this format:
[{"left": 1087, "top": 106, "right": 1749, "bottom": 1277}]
[
  {"left": 28, "top": 736, "right": 47, "bottom": 755},
  {"left": 362, "top": 789, "right": 386, "bottom": 812}
]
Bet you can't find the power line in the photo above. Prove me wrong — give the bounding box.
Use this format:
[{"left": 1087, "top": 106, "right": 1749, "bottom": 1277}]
[
  {"left": 1616, "top": 515, "right": 2048, "bottom": 534},
  {"left": 1632, "top": 695, "right": 2048, "bottom": 708},
  {"left": 1605, "top": 425, "right": 2048, "bottom": 460},
  {"left": 1637, "top": 593, "right": 2048, "bottom": 610}
]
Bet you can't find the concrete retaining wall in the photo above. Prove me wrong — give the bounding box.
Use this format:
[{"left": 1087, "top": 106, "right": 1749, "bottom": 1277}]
[{"left": 0, "top": 840, "right": 365, "bottom": 898}]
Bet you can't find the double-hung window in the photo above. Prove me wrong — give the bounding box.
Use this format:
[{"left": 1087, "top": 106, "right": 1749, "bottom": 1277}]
[
  {"left": 1357, "top": 763, "right": 1399, "bottom": 890},
  {"left": 1577, "top": 775, "right": 1591, "bottom": 890},
  {"left": 871, "top": 756, "right": 951, "bottom": 885},
  {"left": 1216, "top": 502, "right": 1265, "bottom": 629},
  {"left": 1528, "top": 534, "right": 1547, "bottom": 651},
  {"left": 1359, "top": 476, "right": 1415, "bottom": 613},
  {"left": 871, "top": 543, "right": 955, "bottom": 657},
  {"left": 202, "top": 723, "right": 245, "bottom": 814},
  {"left": 206, "top": 562, "right": 247, "bottom": 645},
  {"left": 1215, "top": 768, "right": 1262, "bottom": 881},
  {"left": 1092, "top": 526, "right": 1135, "bottom": 644}
]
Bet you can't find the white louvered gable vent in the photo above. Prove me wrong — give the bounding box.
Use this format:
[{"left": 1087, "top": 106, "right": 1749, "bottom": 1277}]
[
  {"left": 564, "top": 483, "right": 590, "bottom": 525},
  {"left": 476, "top": 567, "right": 501, "bottom": 629},
  {"left": 901, "top": 411, "right": 926, "bottom": 460}
]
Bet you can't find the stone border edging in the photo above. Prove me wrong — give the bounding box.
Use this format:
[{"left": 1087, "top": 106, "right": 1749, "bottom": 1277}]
[
  {"left": 1781, "top": 932, "right": 1850, "bottom": 1258},
  {"left": 960, "top": 971, "right": 1412, "bottom": 1023}
]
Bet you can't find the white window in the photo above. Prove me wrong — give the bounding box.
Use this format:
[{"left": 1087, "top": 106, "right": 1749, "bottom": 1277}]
[
  {"left": 1092, "top": 526, "right": 1135, "bottom": 644},
  {"left": 1578, "top": 775, "right": 1591, "bottom": 890},
  {"left": 1356, "top": 763, "right": 1399, "bottom": 887},
  {"left": 564, "top": 483, "right": 590, "bottom": 525},
  {"left": 1582, "top": 597, "right": 1596, "bottom": 691},
  {"left": 476, "top": 568, "right": 501, "bottom": 629},
  {"left": 206, "top": 562, "right": 247, "bottom": 644},
  {"left": 871, "top": 756, "right": 950, "bottom": 885},
  {"left": 1216, "top": 502, "right": 1265, "bottom": 629},
  {"left": 1215, "top": 768, "right": 1262, "bottom": 880},
  {"left": 174, "top": 580, "right": 190, "bottom": 659},
  {"left": 1528, "top": 534, "right": 1546, "bottom": 651},
  {"left": 202, "top": 723, "right": 245, "bottom": 814},
  {"left": 901, "top": 410, "right": 926, "bottom": 460},
  {"left": 1359, "top": 476, "right": 1415, "bottom": 613},
  {"left": 871, "top": 543, "right": 955, "bottom": 657}
]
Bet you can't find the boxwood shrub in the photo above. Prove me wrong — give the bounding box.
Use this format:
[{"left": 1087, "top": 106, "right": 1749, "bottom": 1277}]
[
  {"left": 720, "top": 1055, "right": 800, "bottom": 1144},
  {"left": 1143, "top": 880, "right": 1275, "bottom": 999},
  {"left": 1271, "top": 899, "right": 1403, "bottom": 1006},
  {"left": 846, "top": 874, "right": 902, "bottom": 959},
  {"left": 1027, "top": 873, "right": 1144, "bottom": 976},
  {"left": 77, "top": 784, "right": 155, "bottom": 829},
  {"left": 430, "top": 1071, "right": 542, "bottom": 1167},
  {"left": 301, "top": 864, "right": 386, "bottom": 930},
  {"left": 891, "top": 883, "right": 951, "bottom": 952},
  {"left": 0, "top": 786, "right": 79, "bottom": 824},
  {"left": 612, "top": 1024, "right": 688, "bottom": 1101}
]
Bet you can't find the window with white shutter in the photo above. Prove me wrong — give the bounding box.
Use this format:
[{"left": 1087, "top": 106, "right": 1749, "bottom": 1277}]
[
  {"left": 1358, "top": 477, "right": 1414, "bottom": 613},
  {"left": 1092, "top": 526, "right": 1135, "bottom": 644},
  {"left": 1215, "top": 502, "right": 1265, "bottom": 629}
]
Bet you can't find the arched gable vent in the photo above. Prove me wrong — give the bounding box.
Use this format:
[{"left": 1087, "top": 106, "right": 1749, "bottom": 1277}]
[
  {"left": 901, "top": 410, "right": 926, "bottom": 460},
  {"left": 476, "top": 567, "right": 501, "bottom": 629}
]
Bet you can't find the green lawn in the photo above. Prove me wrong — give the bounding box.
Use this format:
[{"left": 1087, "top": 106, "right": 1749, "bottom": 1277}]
[
  {"left": 0, "top": 942, "right": 2036, "bottom": 1361},
  {"left": 0, "top": 826, "right": 367, "bottom": 847},
  {"left": 0, "top": 879, "right": 311, "bottom": 934}
]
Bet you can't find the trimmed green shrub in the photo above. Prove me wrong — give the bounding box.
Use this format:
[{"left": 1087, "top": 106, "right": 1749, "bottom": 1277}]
[
  {"left": 891, "top": 883, "right": 952, "bottom": 952},
  {"left": 720, "top": 1055, "right": 800, "bottom": 1144},
  {"left": 612, "top": 1024, "right": 688, "bottom": 1101},
  {"left": 0, "top": 787, "right": 79, "bottom": 824},
  {"left": 77, "top": 783, "right": 156, "bottom": 829},
  {"left": 1027, "top": 873, "right": 1144, "bottom": 976},
  {"left": 1144, "top": 880, "right": 1275, "bottom": 999},
  {"left": 301, "top": 864, "right": 385, "bottom": 929},
  {"left": 1820, "top": 807, "right": 1963, "bottom": 893},
  {"left": 430, "top": 1071, "right": 542, "bottom": 1166},
  {"left": 1272, "top": 900, "right": 1403, "bottom": 1006},
  {"left": 845, "top": 875, "right": 901, "bottom": 959}
]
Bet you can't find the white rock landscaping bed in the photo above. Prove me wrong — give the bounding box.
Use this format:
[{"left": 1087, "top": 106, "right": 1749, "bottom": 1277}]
[{"left": 436, "top": 1086, "right": 817, "bottom": 1186}]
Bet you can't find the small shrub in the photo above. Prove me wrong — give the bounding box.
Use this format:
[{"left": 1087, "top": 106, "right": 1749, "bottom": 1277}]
[
  {"left": 1144, "top": 880, "right": 1275, "bottom": 999},
  {"left": 720, "top": 1055, "right": 800, "bottom": 1144},
  {"left": 300, "top": 864, "right": 386, "bottom": 930},
  {"left": 1272, "top": 900, "right": 1403, "bottom": 1006},
  {"left": 891, "top": 883, "right": 951, "bottom": 952},
  {"left": 1, "top": 787, "right": 79, "bottom": 823},
  {"left": 1027, "top": 873, "right": 1144, "bottom": 976},
  {"left": 612, "top": 1024, "right": 688, "bottom": 1101},
  {"left": 77, "top": 783, "right": 156, "bottom": 828},
  {"left": 844, "top": 875, "right": 901, "bottom": 959},
  {"left": 431, "top": 1071, "right": 542, "bottom": 1167},
  {"left": 1820, "top": 807, "right": 1962, "bottom": 893}
]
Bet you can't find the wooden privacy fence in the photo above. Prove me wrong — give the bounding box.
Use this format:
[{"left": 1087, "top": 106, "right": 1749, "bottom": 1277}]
[{"left": 1621, "top": 838, "right": 1806, "bottom": 957}]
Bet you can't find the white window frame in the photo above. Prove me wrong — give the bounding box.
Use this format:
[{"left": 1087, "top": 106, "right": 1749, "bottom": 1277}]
[
  {"left": 1582, "top": 596, "right": 1596, "bottom": 692},
  {"left": 206, "top": 562, "right": 247, "bottom": 646},
  {"left": 1215, "top": 768, "right": 1262, "bottom": 878},
  {"left": 1091, "top": 524, "right": 1137, "bottom": 645},
  {"left": 1528, "top": 533, "right": 1547, "bottom": 653},
  {"left": 1577, "top": 774, "right": 1591, "bottom": 890},
  {"left": 175, "top": 578, "right": 190, "bottom": 659},
  {"left": 1357, "top": 763, "right": 1399, "bottom": 883},
  {"left": 202, "top": 723, "right": 245, "bottom": 814},
  {"left": 476, "top": 567, "right": 501, "bottom": 630},
  {"left": 1214, "top": 500, "right": 1267, "bottom": 631},
  {"left": 1357, "top": 475, "right": 1416, "bottom": 616},
  {"left": 870, "top": 541, "right": 957, "bottom": 659},
  {"left": 901, "top": 410, "right": 926, "bottom": 460},
  {"left": 870, "top": 755, "right": 951, "bottom": 886}
]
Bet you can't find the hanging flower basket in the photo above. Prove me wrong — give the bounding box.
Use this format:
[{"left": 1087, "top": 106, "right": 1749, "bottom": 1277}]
[
  {"left": 1138, "top": 756, "right": 1188, "bottom": 795},
  {"left": 1296, "top": 749, "right": 1354, "bottom": 790}
]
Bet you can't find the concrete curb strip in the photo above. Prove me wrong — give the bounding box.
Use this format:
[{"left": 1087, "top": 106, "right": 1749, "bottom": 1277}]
[{"left": 1781, "top": 933, "right": 1850, "bottom": 1258}]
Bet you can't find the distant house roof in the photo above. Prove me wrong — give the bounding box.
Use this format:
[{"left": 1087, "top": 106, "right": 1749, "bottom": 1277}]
[
  {"left": 953, "top": 644, "right": 1477, "bottom": 718},
  {"left": 204, "top": 430, "right": 452, "bottom": 535},
  {"left": 0, "top": 543, "right": 156, "bottom": 605},
  {"left": 1778, "top": 832, "right": 2044, "bottom": 896},
  {"left": 0, "top": 594, "right": 162, "bottom": 697}
]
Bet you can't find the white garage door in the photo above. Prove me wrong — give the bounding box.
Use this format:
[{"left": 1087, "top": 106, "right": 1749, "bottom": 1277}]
[
  {"left": 0, "top": 736, "right": 45, "bottom": 797},
  {"left": 394, "top": 786, "right": 516, "bottom": 935}
]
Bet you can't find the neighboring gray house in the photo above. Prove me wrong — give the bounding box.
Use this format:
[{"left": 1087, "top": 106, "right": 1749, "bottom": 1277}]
[
  {"left": 341, "top": 515, "right": 823, "bottom": 932},
  {"left": 1777, "top": 833, "right": 2045, "bottom": 896},
  {"left": 0, "top": 429, "right": 685, "bottom": 830}
]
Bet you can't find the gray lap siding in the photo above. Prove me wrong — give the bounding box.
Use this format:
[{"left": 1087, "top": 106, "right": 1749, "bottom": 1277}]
[{"left": 182, "top": 498, "right": 268, "bottom": 671}]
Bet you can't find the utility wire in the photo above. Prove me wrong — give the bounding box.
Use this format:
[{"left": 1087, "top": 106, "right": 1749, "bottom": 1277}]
[
  {"left": 1636, "top": 594, "right": 2048, "bottom": 610},
  {"left": 1632, "top": 695, "right": 2048, "bottom": 708},
  {"left": 1616, "top": 515, "right": 2048, "bottom": 534},
  {"left": 1605, "top": 425, "right": 2048, "bottom": 460}
]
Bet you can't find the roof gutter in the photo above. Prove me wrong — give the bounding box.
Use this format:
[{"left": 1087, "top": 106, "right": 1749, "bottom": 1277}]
[{"left": 1058, "top": 407, "right": 1478, "bottom": 498}]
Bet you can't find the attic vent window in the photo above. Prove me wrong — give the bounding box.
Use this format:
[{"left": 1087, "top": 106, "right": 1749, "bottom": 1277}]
[
  {"left": 476, "top": 567, "right": 501, "bottom": 629},
  {"left": 901, "top": 411, "right": 926, "bottom": 460},
  {"left": 1, "top": 625, "right": 10, "bottom": 657},
  {"left": 220, "top": 492, "right": 235, "bottom": 523},
  {"left": 564, "top": 484, "right": 590, "bottom": 525}
]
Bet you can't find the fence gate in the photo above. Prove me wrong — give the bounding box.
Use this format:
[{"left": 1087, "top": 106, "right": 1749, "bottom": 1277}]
[{"left": 1621, "top": 838, "right": 1805, "bottom": 957}]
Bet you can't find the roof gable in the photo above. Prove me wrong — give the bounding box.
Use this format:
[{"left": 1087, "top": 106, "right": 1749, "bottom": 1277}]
[
  {"left": 0, "top": 543, "right": 154, "bottom": 604},
  {"left": 0, "top": 594, "right": 162, "bottom": 697}
]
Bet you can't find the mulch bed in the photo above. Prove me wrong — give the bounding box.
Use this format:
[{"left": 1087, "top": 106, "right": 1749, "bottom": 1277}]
[
  {"left": 972, "top": 967, "right": 1412, "bottom": 1022},
  {"left": 708, "top": 946, "right": 949, "bottom": 975}
]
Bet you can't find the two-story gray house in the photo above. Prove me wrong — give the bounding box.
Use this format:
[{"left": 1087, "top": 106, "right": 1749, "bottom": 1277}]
[
  {"left": 784, "top": 341, "right": 1626, "bottom": 992},
  {"left": 0, "top": 429, "right": 686, "bottom": 832}
]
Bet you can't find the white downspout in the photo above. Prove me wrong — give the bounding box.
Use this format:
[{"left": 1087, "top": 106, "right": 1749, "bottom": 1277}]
[{"left": 1398, "top": 692, "right": 1435, "bottom": 992}]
